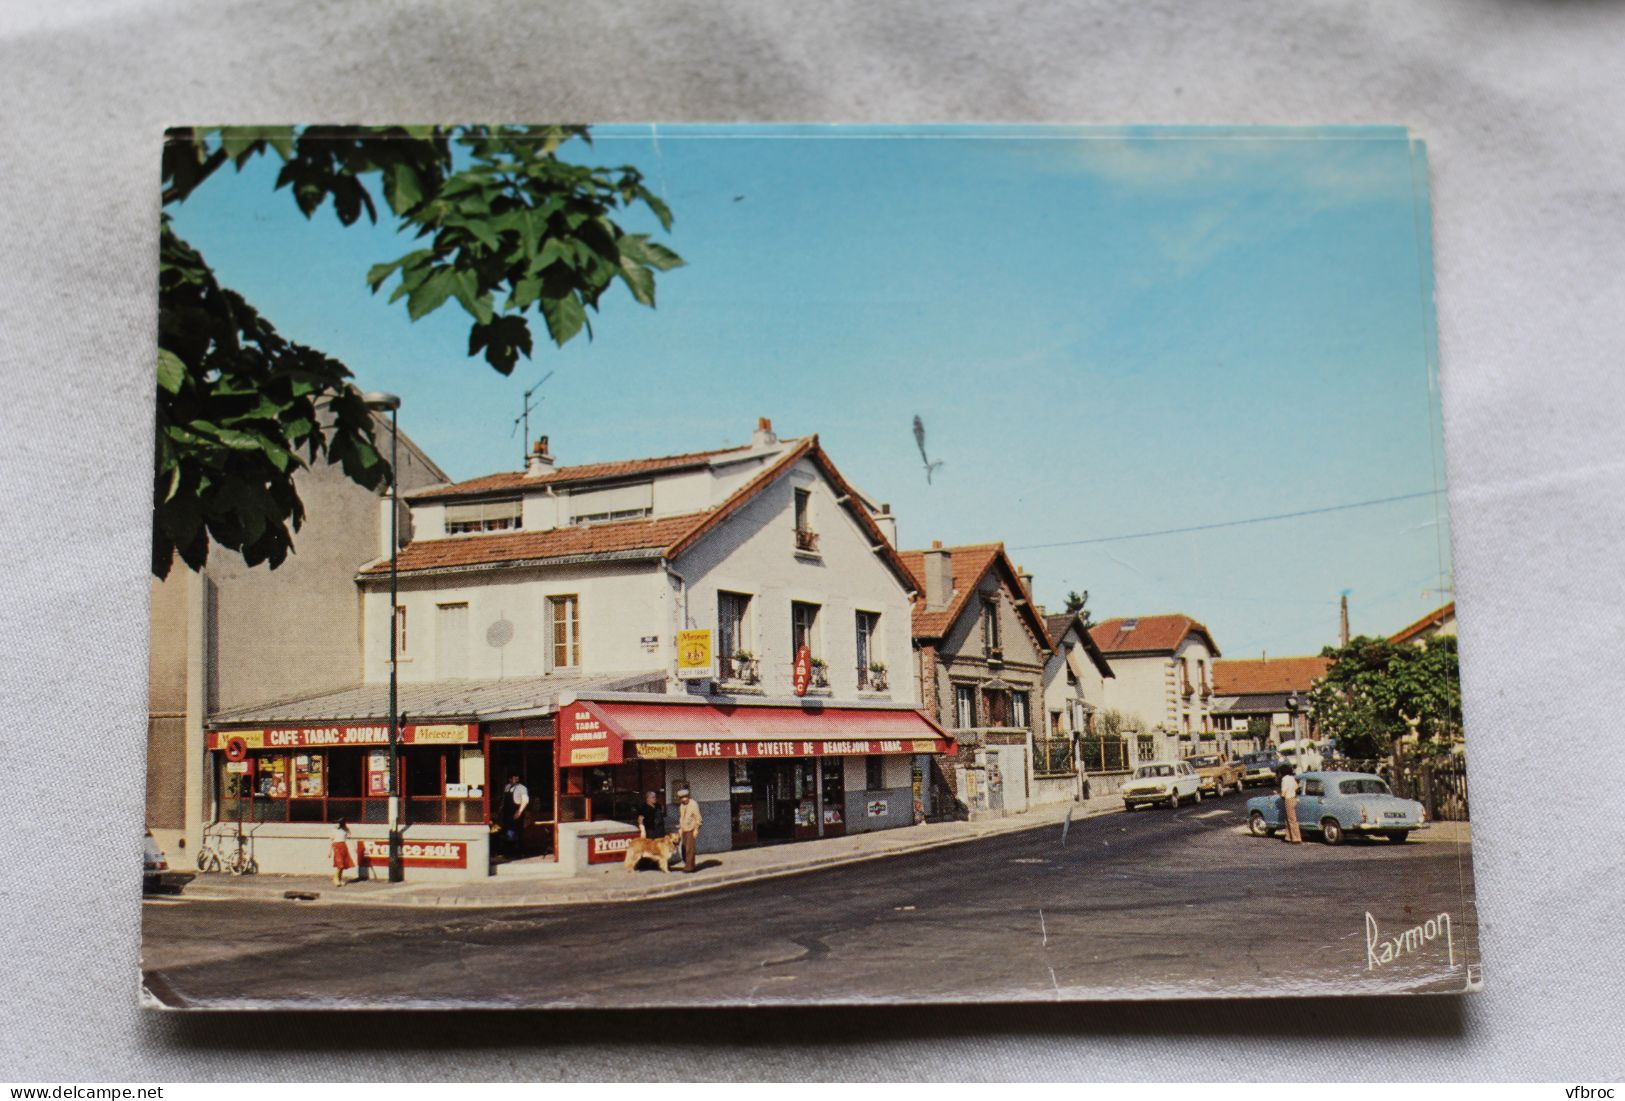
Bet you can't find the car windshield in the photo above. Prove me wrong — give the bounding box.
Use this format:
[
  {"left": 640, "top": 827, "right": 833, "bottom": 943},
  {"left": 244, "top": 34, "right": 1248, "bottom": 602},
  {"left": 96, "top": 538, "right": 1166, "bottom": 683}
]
[
  {"left": 1188, "top": 755, "right": 1220, "bottom": 767},
  {"left": 1243, "top": 754, "right": 1274, "bottom": 765},
  {"left": 1339, "top": 778, "right": 1391, "bottom": 796},
  {"left": 1135, "top": 765, "right": 1174, "bottom": 778}
]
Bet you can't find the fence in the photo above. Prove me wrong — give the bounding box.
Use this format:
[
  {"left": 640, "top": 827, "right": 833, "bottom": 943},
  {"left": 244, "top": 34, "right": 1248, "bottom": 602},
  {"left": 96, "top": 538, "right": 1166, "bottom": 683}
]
[{"left": 1328, "top": 753, "right": 1469, "bottom": 821}]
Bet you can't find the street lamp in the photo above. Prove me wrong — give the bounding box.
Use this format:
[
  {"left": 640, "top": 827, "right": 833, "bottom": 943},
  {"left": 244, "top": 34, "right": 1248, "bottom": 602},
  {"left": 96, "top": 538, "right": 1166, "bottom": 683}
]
[{"left": 363, "top": 390, "right": 405, "bottom": 883}]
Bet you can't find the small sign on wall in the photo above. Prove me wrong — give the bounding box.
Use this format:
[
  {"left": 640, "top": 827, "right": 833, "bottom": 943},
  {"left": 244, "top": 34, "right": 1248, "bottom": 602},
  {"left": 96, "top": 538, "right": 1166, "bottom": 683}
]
[
  {"left": 675, "top": 629, "right": 713, "bottom": 680},
  {"left": 867, "top": 799, "right": 890, "bottom": 818}
]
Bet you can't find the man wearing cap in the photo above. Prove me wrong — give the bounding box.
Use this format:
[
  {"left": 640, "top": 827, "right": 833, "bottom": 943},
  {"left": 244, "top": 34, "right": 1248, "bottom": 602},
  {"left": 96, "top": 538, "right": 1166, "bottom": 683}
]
[{"left": 677, "top": 788, "right": 702, "bottom": 872}]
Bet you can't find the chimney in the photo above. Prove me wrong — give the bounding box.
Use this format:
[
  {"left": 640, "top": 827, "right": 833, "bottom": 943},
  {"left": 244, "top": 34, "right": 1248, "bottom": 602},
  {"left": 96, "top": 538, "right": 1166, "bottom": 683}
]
[
  {"left": 1339, "top": 592, "right": 1350, "bottom": 647},
  {"left": 923, "top": 540, "right": 953, "bottom": 612},
  {"left": 524, "top": 436, "right": 554, "bottom": 478},
  {"left": 872, "top": 503, "right": 898, "bottom": 546},
  {"left": 1035, "top": 604, "right": 1047, "bottom": 619},
  {"left": 1017, "top": 563, "right": 1034, "bottom": 599},
  {"left": 752, "top": 416, "right": 777, "bottom": 448}
]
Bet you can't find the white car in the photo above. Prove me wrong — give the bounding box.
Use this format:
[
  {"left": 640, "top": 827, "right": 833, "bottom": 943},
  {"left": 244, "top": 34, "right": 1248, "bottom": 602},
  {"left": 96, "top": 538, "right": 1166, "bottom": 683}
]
[
  {"left": 1277, "top": 739, "right": 1325, "bottom": 772},
  {"left": 1121, "top": 760, "right": 1203, "bottom": 810}
]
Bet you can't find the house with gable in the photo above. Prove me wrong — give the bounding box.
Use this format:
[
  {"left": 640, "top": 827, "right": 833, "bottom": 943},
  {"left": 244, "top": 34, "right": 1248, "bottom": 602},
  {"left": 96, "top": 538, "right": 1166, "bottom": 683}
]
[
  {"left": 1390, "top": 601, "right": 1456, "bottom": 647},
  {"left": 899, "top": 542, "right": 1053, "bottom": 819},
  {"left": 1040, "top": 611, "right": 1118, "bottom": 796},
  {"left": 1090, "top": 614, "right": 1222, "bottom": 764},
  {"left": 1210, "top": 655, "right": 1329, "bottom": 755},
  {"left": 203, "top": 418, "right": 954, "bottom": 877}
]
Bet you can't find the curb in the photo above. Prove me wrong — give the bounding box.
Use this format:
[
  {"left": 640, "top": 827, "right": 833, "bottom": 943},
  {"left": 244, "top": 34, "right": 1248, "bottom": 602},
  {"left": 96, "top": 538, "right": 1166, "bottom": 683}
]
[{"left": 179, "top": 800, "right": 1122, "bottom": 910}]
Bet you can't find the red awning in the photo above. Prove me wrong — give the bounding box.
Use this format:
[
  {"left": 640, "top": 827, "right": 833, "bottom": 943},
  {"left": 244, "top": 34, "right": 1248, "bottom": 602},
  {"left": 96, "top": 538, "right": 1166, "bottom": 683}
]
[{"left": 557, "top": 699, "right": 955, "bottom": 766}]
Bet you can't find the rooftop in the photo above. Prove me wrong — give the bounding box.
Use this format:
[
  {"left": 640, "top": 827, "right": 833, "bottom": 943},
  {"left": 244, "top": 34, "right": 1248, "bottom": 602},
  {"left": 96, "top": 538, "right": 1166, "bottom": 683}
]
[
  {"left": 1090, "top": 614, "right": 1220, "bottom": 657},
  {"left": 1212, "top": 655, "right": 1330, "bottom": 695},
  {"left": 406, "top": 443, "right": 760, "bottom": 501}
]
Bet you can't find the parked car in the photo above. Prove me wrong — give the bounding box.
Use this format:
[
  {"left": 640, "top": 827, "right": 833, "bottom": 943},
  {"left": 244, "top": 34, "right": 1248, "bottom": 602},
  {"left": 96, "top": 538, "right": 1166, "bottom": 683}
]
[
  {"left": 1185, "top": 752, "right": 1244, "bottom": 796},
  {"left": 143, "top": 829, "right": 194, "bottom": 895},
  {"left": 1245, "top": 771, "right": 1429, "bottom": 844},
  {"left": 1277, "top": 738, "right": 1326, "bottom": 772},
  {"left": 1238, "top": 751, "right": 1283, "bottom": 789},
  {"left": 1121, "top": 760, "right": 1203, "bottom": 810}
]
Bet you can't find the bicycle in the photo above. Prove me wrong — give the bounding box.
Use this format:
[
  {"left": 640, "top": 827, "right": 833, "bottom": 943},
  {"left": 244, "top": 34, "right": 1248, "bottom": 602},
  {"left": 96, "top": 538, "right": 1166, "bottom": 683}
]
[{"left": 196, "top": 824, "right": 259, "bottom": 876}]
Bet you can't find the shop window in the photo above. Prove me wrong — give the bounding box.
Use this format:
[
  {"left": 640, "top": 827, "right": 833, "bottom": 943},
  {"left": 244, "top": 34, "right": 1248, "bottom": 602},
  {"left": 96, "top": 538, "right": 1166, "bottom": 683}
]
[
  {"left": 954, "top": 684, "right": 977, "bottom": 728},
  {"left": 550, "top": 594, "right": 580, "bottom": 669},
  {"left": 584, "top": 760, "right": 667, "bottom": 825},
  {"left": 865, "top": 755, "right": 886, "bottom": 791}
]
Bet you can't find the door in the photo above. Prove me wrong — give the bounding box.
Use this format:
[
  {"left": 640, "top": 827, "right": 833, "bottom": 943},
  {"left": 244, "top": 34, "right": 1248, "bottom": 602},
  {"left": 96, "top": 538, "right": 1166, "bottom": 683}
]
[
  {"left": 488, "top": 739, "right": 556, "bottom": 857},
  {"left": 750, "top": 760, "right": 798, "bottom": 843},
  {"left": 436, "top": 602, "right": 469, "bottom": 679},
  {"left": 1296, "top": 777, "right": 1324, "bottom": 830},
  {"left": 993, "top": 746, "right": 1027, "bottom": 814}
]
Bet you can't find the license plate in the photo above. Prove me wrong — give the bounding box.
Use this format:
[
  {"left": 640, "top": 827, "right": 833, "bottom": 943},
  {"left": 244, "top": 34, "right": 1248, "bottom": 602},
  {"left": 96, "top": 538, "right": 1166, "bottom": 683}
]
[{"left": 1383, "top": 811, "right": 1406, "bottom": 818}]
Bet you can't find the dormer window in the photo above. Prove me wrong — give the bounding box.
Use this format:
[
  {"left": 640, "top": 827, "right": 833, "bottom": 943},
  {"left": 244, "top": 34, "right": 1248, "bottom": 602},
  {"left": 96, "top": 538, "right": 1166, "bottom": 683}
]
[
  {"left": 569, "top": 481, "right": 653, "bottom": 524},
  {"left": 445, "top": 498, "right": 522, "bottom": 534}
]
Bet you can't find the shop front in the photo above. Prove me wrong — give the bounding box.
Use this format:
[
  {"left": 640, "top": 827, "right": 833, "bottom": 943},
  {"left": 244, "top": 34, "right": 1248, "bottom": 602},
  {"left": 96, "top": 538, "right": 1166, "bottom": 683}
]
[
  {"left": 204, "top": 720, "right": 493, "bottom": 881},
  {"left": 556, "top": 697, "right": 955, "bottom": 855}
]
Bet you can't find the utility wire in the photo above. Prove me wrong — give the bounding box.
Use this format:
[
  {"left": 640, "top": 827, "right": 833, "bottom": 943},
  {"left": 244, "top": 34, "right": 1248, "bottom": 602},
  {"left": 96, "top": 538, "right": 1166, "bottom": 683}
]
[{"left": 1008, "top": 489, "right": 1443, "bottom": 552}]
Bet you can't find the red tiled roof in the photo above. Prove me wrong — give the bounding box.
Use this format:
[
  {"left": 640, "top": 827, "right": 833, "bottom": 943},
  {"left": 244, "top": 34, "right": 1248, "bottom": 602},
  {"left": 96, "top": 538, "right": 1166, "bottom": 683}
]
[
  {"left": 363, "top": 437, "right": 920, "bottom": 591},
  {"left": 1212, "top": 656, "right": 1329, "bottom": 696},
  {"left": 361, "top": 512, "right": 706, "bottom": 574},
  {"left": 1390, "top": 601, "right": 1456, "bottom": 645},
  {"left": 1090, "top": 614, "right": 1220, "bottom": 657},
  {"left": 898, "top": 542, "right": 1051, "bottom": 654},
  {"left": 406, "top": 444, "right": 756, "bottom": 501}
]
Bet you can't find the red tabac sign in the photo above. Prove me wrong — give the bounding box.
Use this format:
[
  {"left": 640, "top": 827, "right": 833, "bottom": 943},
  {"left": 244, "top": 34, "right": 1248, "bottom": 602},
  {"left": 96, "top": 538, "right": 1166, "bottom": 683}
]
[
  {"left": 207, "top": 723, "right": 477, "bottom": 752},
  {"left": 792, "top": 645, "right": 812, "bottom": 697},
  {"left": 559, "top": 702, "right": 625, "bottom": 767}
]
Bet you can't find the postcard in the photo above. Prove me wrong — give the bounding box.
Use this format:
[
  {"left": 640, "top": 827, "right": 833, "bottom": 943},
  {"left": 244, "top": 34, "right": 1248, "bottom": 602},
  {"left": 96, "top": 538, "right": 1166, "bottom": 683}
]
[{"left": 142, "top": 124, "right": 1476, "bottom": 1007}]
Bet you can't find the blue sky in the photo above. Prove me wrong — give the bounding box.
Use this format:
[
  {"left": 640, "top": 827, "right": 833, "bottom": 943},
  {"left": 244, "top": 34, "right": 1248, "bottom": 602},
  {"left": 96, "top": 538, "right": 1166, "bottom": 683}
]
[{"left": 169, "top": 125, "right": 1451, "bottom": 658}]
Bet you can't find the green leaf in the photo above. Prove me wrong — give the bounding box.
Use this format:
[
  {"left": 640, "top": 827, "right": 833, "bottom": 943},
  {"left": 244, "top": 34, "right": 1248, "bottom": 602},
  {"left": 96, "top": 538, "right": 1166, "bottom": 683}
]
[
  {"left": 539, "top": 291, "right": 586, "bottom": 346},
  {"left": 617, "top": 254, "right": 656, "bottom": 306},
  {"left": 156, "top": 349, "right": 187, "bottom": 394},
  {"left": 451, "top": 269, "right": 494, "bottom": 325},
  {"left": 407, "top": 268, "right": 457, "bottom": 320}
]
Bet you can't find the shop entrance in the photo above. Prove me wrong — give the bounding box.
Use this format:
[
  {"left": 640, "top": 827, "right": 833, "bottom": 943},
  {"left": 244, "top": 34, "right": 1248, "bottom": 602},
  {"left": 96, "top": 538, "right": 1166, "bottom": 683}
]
[
  {"left": 488, "top": 739, "right": 555, "bottom": 858},
  {"left": 729, "top": 758, "right": 842, "bottom": 847}
]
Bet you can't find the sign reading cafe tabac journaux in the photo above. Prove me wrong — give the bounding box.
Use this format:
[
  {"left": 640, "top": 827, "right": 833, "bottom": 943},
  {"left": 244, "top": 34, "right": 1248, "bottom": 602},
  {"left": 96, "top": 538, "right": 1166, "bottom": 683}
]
[{"left": 206, "top": 723, "right": 478, "bottom": 752}]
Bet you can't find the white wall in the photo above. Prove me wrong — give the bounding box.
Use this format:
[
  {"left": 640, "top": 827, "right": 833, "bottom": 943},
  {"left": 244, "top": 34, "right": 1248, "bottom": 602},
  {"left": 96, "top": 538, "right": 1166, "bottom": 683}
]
[
  {"left": 362, "top": 562, "right": 669, "bottom": 683},
  {"left": 673, "top": 457, "right": 917, "bottom": 703}
]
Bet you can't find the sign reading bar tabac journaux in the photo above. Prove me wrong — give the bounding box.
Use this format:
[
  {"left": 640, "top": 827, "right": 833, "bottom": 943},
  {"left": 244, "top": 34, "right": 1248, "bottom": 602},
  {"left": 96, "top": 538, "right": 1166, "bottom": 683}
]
[{"left": 675, "top": 628, "right": 714, "bottom": 680}]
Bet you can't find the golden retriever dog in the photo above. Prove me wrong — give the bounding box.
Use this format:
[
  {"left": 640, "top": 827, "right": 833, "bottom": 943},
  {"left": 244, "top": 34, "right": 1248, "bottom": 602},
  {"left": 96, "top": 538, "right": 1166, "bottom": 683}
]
[{"left": 622, "top": 831, "right": 682, "bottom": 874}]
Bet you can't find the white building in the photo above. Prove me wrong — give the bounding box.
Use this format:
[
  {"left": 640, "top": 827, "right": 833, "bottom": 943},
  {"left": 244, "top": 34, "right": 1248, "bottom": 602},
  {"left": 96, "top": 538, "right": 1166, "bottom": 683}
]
[
  {"left": 1089, "top": 614, "right": 1222, "bottom": 764},
  {"left": 208, "top": 418, "right": 952, "bottom": 876},
  {"left": 1040, "top": 611, "right": 1117, "bottom": 793}
]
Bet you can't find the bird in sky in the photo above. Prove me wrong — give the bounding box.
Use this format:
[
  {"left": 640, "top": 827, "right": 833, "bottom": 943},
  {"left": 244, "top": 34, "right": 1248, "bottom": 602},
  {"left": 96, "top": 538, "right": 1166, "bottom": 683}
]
[{"left": 912, "top": 415, "right": 944, "bottom": 484}]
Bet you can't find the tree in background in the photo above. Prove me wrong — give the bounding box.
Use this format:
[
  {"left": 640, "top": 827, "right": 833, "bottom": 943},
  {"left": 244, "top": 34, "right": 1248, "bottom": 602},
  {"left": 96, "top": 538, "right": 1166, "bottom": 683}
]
[
  {"left": 1245, "top": 715, "right": 1272, "bottom": 743},
  {"left": 1308, "top": 635, "right": 1462, "bottom": 758},
  {"left": 155, "top": 125, "right": 682, "bottom": 578},
  {"left": 1063, "top": 589, "right": 1093, "bottom": 626}
]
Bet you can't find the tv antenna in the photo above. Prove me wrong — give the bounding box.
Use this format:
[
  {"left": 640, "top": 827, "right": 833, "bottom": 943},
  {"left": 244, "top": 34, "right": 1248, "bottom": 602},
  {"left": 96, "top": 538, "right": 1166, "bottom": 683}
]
[{"left": 510, "top": 370, "right": 555, "bottom": 465}]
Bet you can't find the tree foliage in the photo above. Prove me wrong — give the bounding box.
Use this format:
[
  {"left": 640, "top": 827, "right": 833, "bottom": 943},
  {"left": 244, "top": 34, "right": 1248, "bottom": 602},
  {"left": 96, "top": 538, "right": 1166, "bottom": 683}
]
[
  {"left": 1063, "top": 590, "right": 1092, "bottom": 625},
  {"left": 154, "top": 125, "right": 682, "bottom": 578},
  {"left": 1308, "top": 635, "right": 1462, "bottom": 758},
  {"left": 1245, "top": 715, "right": 1271, "bottom": 742}
]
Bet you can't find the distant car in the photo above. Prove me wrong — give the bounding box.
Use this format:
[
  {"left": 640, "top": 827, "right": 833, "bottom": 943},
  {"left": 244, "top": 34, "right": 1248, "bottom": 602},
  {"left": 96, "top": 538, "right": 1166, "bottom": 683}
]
[
  {"left": 1121, "top": 760, "right": 1203, "bottom": 810},
  {"left": 1246, "top": 771, "right": 1429, "bottom": 845},
  {"left": 1238, "top": 751, "right": 1283, "bottom": 789},
  {"left": 1277, "top": 739, "right": 1326, "bottom": 772},
  {"left": 1185, "top": 752, "right": 1244, "bottom": 796},
  {"left": 143, "top": 830, "right": 194, "bottom": 895}
]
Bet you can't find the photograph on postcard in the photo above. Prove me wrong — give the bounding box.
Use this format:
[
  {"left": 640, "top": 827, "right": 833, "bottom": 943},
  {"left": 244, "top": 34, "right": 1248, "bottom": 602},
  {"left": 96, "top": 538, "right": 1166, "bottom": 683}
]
[{"left": 142, "top": 124, "right": 1475, "bottom": 1008}]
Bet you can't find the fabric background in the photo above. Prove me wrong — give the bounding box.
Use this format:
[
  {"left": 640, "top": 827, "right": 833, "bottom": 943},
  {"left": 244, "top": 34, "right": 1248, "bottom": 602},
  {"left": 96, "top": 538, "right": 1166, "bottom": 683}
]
[{"left": 2, "top": 0, "right": 1621, "bottom": 1081}]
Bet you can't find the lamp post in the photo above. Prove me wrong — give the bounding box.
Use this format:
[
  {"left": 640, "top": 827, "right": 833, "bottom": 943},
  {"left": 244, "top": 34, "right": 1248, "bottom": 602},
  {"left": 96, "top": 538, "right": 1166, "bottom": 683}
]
[{"left": 363, "top": 391, "right": 405, "bottom": 883}]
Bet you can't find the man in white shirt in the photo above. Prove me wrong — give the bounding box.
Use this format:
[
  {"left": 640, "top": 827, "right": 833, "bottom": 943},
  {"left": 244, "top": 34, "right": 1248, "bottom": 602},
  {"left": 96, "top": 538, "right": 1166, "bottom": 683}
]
[
  {"left": 1279, "top": 769, "right": 1303, "bottom": 844},
  {"left": 500, "top": 774, "right": 530, "bottom": 856}
]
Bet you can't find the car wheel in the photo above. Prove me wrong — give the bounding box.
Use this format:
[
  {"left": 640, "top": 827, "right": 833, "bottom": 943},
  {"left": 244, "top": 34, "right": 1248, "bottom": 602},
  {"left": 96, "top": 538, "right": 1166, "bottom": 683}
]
[
  {"left": 1168, "top": 791, "right": 1180, "bottom": 809},
  {"left": 1321, "top": 818, "right": 1345, "bottom": 845},
  {"left": 1192, "top": 788, "right": 1202, "bottom": 804},
  {"left": 1248, "top": 811, "right": 1273, "bottom": 837},
  {"left": 1384, "top": 830, "right": 1410, "bottom": 843}
]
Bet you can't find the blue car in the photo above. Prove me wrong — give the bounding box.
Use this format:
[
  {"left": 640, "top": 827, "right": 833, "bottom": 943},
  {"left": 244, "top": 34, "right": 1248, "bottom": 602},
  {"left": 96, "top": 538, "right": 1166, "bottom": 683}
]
[{"left": 1245, "top": 771, "right": 1429, "bottom": 845}]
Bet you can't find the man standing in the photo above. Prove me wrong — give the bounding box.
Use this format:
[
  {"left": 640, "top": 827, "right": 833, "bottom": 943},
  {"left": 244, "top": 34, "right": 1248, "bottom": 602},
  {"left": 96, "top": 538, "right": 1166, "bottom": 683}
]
[
  {"left": 677, "top": 787, "right": 702, "bottom": 872},
  {"left": 500, "top": 773, "right": 530, "bottom": 857},
  {"left": 1279, "top": 768, "right": 1303, "bottom": 844}
]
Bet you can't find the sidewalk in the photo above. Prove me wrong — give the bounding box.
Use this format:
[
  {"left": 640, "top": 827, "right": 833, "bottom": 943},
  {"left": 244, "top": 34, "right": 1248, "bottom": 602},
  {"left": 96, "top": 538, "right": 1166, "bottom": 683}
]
[{"left": 178, "top": 795, "right": 1121, "bottom": 909}]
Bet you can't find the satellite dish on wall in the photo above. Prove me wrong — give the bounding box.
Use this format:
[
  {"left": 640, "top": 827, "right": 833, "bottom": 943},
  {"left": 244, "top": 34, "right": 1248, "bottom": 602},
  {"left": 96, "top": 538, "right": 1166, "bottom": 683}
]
[{"left": 486, "top": 616, "right": 515, "bottom": 648}]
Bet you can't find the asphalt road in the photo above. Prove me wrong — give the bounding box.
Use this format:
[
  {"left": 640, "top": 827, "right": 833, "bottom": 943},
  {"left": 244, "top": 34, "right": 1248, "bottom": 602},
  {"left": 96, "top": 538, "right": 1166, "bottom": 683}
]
[{"left": 141, "top": 789, "right": 1479, "bottom": 1008}]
